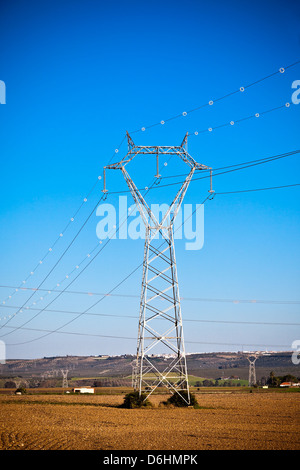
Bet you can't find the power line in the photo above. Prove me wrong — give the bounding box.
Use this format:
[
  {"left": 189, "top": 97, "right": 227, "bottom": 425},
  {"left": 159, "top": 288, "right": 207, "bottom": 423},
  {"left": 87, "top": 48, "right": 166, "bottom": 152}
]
[
  {"left": 3, "top": 323, "right": 293, "bottom": 350},
  {"left": 0, "top": 289, "right": 299, "bottom": 306},
  {"left": 2, "top": 176, "right": 299, "bottom": 343},
  {"left": 0, "top": 180, "right": 100, "bottom": 304},
  {"left": 11, "top": 145, "right": 294, "bottom": 332},
  {"left": 3, "top": 171, "right": 300, "bottom": 345},
  {"left": 2, "top": 91, "right": 296, "bottom": 311},
  {"left": 0, "top": 158, "right": 174, "bottom": 339},
  {"left": 0, "top": 219, "right": 123, "bottom": 339},
  {"left": 2, "top": 102, "right": 299, "bottom": 340},
  {"left": 3, "top": 59, "right": 299, "bottom": 312},
  {"left": 187, "top": 102, "right": 291, "bottom": 137},
  {"left": 1, "top": 304, "right": 298, "bottom": 326},
  {"left": 1, "top": 192, "right": 212, "bottom": 345},
  {"left": 2, "top": 61, "right": 299, "bottom": 351},
  {"left": 216, "top": 183, "right": 300, "bottom": 195},
  {"left": 159, "top": 149, "right": 300, "bottom": 180},
  {"left": 129, "top": 60, "right": 300, "bottom": 134},
  {"left": 106, "top": 149, "right": 300, "bottom": 194},
  {"left": 0, "top": 135, "right": 127, "bottom": 309},
  {"left": 1, "top": 148, "right": 298, "bottom": 319},
  {"left": 0, "top": 192, "right": 107, "bottom": 332}
]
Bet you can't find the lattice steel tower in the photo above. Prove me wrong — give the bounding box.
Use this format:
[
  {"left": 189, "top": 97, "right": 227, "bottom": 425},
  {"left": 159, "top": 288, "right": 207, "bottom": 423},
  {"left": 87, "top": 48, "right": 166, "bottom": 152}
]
[
  {"left": 103, "top": 132, "right": 213, "bottom": 404},
  {"left": 61, "top": 369, "right": 69, "bottom": 389},
  {"left": 247, "top": 355, "right": 258, "bottom": 386}
]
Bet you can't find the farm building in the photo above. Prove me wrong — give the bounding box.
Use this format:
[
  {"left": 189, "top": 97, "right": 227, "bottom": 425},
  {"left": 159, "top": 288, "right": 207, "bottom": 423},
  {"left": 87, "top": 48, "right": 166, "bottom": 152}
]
[
  {"left": 72, "top": 387, "right": 95, "bottom": 394},
  {"left": 278, "top": 382, "right": 300, "bottom": 388}
]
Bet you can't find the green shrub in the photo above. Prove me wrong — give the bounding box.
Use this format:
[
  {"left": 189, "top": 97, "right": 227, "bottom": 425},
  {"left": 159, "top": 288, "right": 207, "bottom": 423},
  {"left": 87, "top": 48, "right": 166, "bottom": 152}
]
[
  {"left": 164, "top": 391, "right": 199, "bottom": 408},
  {"left": 121, "top": 391, "right": 153, "bottom": 409}
]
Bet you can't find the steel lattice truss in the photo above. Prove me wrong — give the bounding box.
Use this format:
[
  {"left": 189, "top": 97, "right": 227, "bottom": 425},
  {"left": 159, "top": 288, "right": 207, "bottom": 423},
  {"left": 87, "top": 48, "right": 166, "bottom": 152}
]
[
  {"left": 247, "top": 354, "right": 259, "bottom": 386},
  {"left": 61, "top": 369, "right": 69, "bottom": 388},
  {"left": 103, "top": 132, "right": 213, "bottom": 404}
]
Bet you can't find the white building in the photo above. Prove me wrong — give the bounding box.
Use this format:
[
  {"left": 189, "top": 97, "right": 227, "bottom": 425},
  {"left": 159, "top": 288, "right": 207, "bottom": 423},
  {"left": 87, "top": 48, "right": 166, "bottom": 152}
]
[{"left": 72, "top": 387, "right": 95, "bottom": 394}]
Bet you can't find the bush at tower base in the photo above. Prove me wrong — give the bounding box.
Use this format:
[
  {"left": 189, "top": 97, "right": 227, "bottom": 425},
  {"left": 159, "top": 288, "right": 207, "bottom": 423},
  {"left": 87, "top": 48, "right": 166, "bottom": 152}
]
[
  {"left": 120, "top": 391, "right": 153, "bottom": 409},
  {"left": 163, "top": 391, "right": 200, "bottom": 408}
]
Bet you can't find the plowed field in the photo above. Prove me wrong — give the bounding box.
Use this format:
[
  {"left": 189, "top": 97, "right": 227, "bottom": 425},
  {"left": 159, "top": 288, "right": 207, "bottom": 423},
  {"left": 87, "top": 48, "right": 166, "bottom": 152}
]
[{"left": 0, "top": 391, "right": 299, "bottom": 450}]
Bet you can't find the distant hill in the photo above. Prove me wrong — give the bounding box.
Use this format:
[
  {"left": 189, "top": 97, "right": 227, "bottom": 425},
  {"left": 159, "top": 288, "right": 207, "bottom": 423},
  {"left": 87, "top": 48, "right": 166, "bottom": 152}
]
[{"left": 1, "top": 351, "right": 299, "bottom": 387}]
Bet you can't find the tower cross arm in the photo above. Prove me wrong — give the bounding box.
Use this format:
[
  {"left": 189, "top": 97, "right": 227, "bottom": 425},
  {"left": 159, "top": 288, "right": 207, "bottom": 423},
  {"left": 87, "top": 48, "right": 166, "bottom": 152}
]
[{"left": 176, "top": 150, "right": 212, "bottom": 171}]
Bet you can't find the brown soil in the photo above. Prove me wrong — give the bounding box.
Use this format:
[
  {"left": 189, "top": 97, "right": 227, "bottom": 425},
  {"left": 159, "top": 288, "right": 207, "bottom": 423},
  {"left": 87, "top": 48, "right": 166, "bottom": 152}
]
[{"left": 0, "top": 391, "right": 299, "bottom": 450}]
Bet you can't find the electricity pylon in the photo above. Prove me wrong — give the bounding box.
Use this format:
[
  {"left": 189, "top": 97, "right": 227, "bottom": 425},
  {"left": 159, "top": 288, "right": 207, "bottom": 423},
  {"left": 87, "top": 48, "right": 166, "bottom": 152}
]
[
  {"left": 103, "top": 132, "right": 213, "bottom": 404},
  {"left": 61, "top": 369, "right": 69, "bottom": 388},
  {"left": 247, "top": 354, "right": 258, "bottom": 386}
]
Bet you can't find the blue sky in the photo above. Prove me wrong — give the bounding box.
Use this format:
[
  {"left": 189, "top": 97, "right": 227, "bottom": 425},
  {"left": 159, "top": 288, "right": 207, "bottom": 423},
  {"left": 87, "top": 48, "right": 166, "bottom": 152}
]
[{"left": 0, "top": 0, "right": 299, "bottom": 359}]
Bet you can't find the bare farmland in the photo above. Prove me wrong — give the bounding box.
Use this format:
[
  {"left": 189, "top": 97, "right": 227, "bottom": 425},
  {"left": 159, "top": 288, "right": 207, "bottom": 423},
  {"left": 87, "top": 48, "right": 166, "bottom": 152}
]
[{"left": 0, "top": 390, "right": 299, "bottom": 450}]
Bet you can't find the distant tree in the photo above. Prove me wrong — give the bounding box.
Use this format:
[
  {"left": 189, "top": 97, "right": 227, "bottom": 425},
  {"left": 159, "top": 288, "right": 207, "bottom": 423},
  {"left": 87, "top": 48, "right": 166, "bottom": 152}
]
[
  {"left": 281, "top": 374, "right": 297, "bottom": 384},
  {"left": 267, "top": 372, "right": 281, "bottom": 387},
  {"left": 260, "top": 376, "right": 267, "bottom": 386},
  {"left": 93, "top": 380, "right": 103, "bottom": 387},
  {"left": 4, "top": 381, "right": 16, "bottom": 388},
  {"left": 203, "top": 379, "right": 214, "bottom": 387}
]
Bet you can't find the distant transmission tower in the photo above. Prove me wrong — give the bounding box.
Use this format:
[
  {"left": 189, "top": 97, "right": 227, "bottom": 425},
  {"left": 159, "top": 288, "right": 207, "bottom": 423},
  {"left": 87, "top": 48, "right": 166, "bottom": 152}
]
[
  {"left": 61, "top": 369, "right": 69, "bottom": 388},
  {"left": 247, "top": 354, "right": 258, "bottom": 386},
  {"left": 103, "top": 132, "right": 213, "bottom": 404}
]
